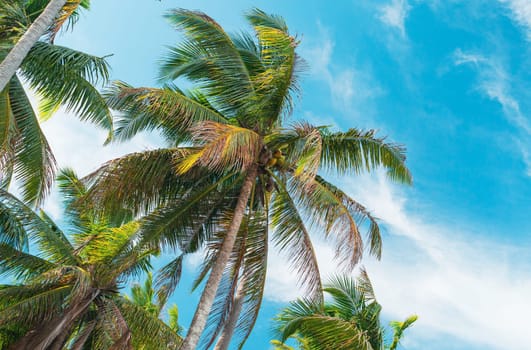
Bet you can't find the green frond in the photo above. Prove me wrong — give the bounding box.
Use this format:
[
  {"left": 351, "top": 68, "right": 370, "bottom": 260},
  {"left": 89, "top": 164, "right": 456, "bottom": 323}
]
[
  {"left": 116, "top": 297, "right": 182, "bottom": 350},
  {"left": 81, "top": 221, "right": 139, "bottom": 265},
  {"left": 136, "top": 171, "right": 240, "bottom": 252},
  {"left": 21, "top": 41, "right": 112, "bottom": 130},
  {"left": 57, "top": 167, "right": 87, "bottom": 203},
  {"left": 0, "top": 284, "right": 71, "bottom": 327},
  {"left": 247, "top": 17, "right": 299, "bottom": 126},
  {"left": 246, "top": 8, "right": 289, "bottom": 33},
  {"left": 129, "top": 272, "right": 159, "bottom": 317},
  {"left": 167, "top": 304, "right": 183, "bottom": 335},
  {"left": 234, "top": 209, "right": 269, "bottom": 349},
  {"left": 47, "top": 0, "right": 90, "bottom": 43},
  {"left": 83, "top": 148, "right": 197, "bottom": 215},
  {"left": 36, "top": 210, "right": 78, "bottom": 265},
  {"left": 106, "top": 82, "right": 227, "bottom": 144},
  {"left": 154, "top": 255, "right": 183, "bottom": 309},
  {"left": 293, "top": 175, "right": 382, "bottom": 267},
  {"left": 8, "top": 76, "right": 56, "bottom": 205},
  {"left": 270, "top": 178, "right": 323, "bottom": 302},
  {"left": 0, "top": 243, "right": 55, "bottom": 280},
  {"left": 161, "top": 9, "right": 255, "bottom": 111},
  {"left": 0, "top": 190, "right": 77, "bottom": 265},
  {"left": 275, "top": 123, "right": 322, "bottom": 185},
  {"left": 388, "top": 315, "right": 417, "bottom": 350},
  {"left": 320, "top": 128, "right": 412, "bottom": 184}
]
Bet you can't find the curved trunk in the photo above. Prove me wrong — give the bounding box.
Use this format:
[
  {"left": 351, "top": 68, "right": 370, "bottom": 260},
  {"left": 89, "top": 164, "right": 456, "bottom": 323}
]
[
  {"left": 8, "top": 291, "right": 98, "bottom": 350},
  {"left": 180, "top": 166, "right": 257, "bottom": 350},
  {"left": 0, "top": 0, "right": 68, "bottom": 92},
  {"left": 213, "top": 276, "right": 246, "bottom": 350}
]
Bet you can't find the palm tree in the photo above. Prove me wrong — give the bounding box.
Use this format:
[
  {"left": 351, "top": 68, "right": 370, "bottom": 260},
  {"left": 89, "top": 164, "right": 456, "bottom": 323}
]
[
  {"left": 0, "top": 169, "right": 181, "bottom": 349},
  {"left": 0, "top": 0, "right": 91, "bottom": 91},
  {"left": 84, "top": 9, "right": 412, "bottom": 349},
  {"left": 0, "top": 0, "right": 111, "bottom": 206},
  {"left": 275, "top": 270, "right": 418, "bottom": 350},
  {"left": 128, "top": 272, "right": 184, "bottom": 336}
]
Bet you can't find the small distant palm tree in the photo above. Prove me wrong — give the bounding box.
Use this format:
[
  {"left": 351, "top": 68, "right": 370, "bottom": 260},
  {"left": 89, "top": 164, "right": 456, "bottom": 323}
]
[
  {"left": 128, "top": 272, "right": 184, "bottom": 337},
  {"left": 0, "top": 0, "right": 111, "bottom": 205},
  {"left": 275, "top": 270, "right": 417, "bottom": 350},
  {"left": 0, "top": 169, "right": 181, "bottom": 349}
]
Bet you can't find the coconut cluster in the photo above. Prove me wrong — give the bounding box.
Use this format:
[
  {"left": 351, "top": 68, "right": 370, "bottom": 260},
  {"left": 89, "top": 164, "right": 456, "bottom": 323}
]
[{"left": 265, "top": 149, "right": 286, "bottom": 170}]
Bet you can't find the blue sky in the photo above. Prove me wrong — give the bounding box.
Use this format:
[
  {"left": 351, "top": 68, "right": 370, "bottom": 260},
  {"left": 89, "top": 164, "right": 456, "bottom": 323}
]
[{"left": 36, "top": 0, "right": 531, "bottom": 349}]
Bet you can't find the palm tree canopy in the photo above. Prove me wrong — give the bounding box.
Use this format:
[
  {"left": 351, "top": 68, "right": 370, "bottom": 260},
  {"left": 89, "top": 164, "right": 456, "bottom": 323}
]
[
  {"left": 0, "top": 0, "right": 111, "bottom": 206},
  {"left": 0, "top": 168, "right": 181, "bottom": 349},
  {"left": 85, "top": 8, "right": 412, "bottom": 349},
  {"left": 275, "top": 270, "right": 417, "bottom": 350}
]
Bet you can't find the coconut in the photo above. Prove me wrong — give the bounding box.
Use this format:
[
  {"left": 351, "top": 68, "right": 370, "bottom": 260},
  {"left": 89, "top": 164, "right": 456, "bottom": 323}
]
[{"left": 266, "top": 158, "right": 277, "bottom": 167}]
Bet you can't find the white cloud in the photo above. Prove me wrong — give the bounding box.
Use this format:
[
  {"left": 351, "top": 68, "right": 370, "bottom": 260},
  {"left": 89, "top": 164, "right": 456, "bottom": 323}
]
[
  {"left": 378, "top": 0, "right": 411, "bottom": 37},
  {"left": 302, "top": 25, "right": 382, "bottom": 117},
  {"left": 38, "top": 108, "right": 163, "bottom": 219},
  {"left": 264, "top": 172, "right": 531, "bottom": 350},
  {"left": 498, "top": 0, "right": 531, "bottom": 40},
  {"left": 453, "top": 49, "right": 531, "bottom": 175}
]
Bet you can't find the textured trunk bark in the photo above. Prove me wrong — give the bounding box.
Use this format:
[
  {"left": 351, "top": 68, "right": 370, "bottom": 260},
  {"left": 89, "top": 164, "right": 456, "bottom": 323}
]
[
  {"left": 0, "top": 0, "right": 68, "bottom": 92},
  {"left": 213, "top": 275, "right": 247, "bottom": 350},
  {"left": 70, "top": 322, "right": 96, "bottom": 350},
  {"left": 8, "top": 291, "right": 97, "bottom": 350},
  {"left": 180, "top": 166, "right": 257, "bottom": 350}
]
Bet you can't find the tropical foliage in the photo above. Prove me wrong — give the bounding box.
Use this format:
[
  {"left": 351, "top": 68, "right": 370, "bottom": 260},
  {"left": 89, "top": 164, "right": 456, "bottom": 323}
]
[
  {"left": 0, "top": 3, "right": 418, "bottom": 349},
  {"left": 128, "top": 272, "right": 184, "bottom": 336},
  {"left": 84, "top": 8, "right": 412, "bottom": 350},
  {"left": 0, "top": 0, "right": 111, "bottom": 206},
  {"left": 274, "top": 270, "right": 418, "bottom": 350},
  {"left": 0, "top": 169, "right": 181, "bottom": 349}
]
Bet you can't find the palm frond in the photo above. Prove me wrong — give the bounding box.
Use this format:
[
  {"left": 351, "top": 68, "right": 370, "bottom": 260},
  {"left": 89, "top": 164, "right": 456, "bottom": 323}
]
[
  {"left": 161, "top": 9, "right": 255, "bottom": 113},
  {"left": 137, "top": 171, "right": 240, "bottom": 252},
  {"left": 154, "top": 255, "right": 183, "bottom": 309},
  {"left": 388, "top": 315, "right": 417, "bottom": 350},
  {"left": 116, "top": 297, "right": 182, "bottom": 349},
  {"left": 246, "top": 8, "right": 289, "bottom": 33},
  {"left": 47, "top": 0, "right": 90, "bottom": 43},
  {"left": 0, "top": 284, "right": 71, "bottom": 327},
  {"left": 0, "top": 243, "right": 55, "bottom": 280},
  {"left": 233, "top": 209, "right": 269, "bottom": 349},
  {"left": 106, "top": 82, "right": 227, "bottom": 144},
  {"left": 276, "top": 123, "right": 322, "bottom": 185},
  {"left": 0, "top": 190, "right": 77, "bottom": 265},
  {"left": 21, "top": 41, "right": 112, "bottom": 130},
  {"left": 8, "top": 76, "right": 56, "bottom": 205},
  {"left": 247, "top": 12, "right": 300, "bottom": 126},
  {"left": 320, "top": 128, "right": 412, "bottom": 184},
  {"left": 178, "top": 121, "right": 261, "bottom": 174},
  {"left": 83, "top": 148, "right": 198, "bottom": 215},
  {"left": 270, "top": 178, "right": 323, "bottom": 301}
]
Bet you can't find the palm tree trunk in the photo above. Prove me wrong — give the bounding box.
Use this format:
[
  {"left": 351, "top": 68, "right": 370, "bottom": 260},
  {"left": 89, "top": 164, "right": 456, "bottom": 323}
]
[
  {"left": 180, "top": 166, "right": 257, "bottom": 350},
  {"left": 8, "top": 291, "right": 98, "bottom": 350},
  {"left": 0, "top": 0, "right": 67, "bottom": 92},
  {"left": 213, "top": 275, "right": 246, "bottom": 350}
]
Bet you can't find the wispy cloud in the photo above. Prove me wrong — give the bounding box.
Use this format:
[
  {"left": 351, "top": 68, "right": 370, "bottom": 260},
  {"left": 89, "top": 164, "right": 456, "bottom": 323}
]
[
  {"left": 498, "top": 0, "right": 531, "bottom": 40},
  {"left": 453, "top": 48, "right": 531, "bottom": 174},
  {"left": 37, "top": 106, "right": 162, "bottom": 219},
  {"left": 378, "top": 0, "right": 411, "bottom": 37},
  {"left": 302, "top": 24, "right": 382, "bottom": 118},
  {"left": 264, "top": 172, "right": 531, "bottom": 350}
]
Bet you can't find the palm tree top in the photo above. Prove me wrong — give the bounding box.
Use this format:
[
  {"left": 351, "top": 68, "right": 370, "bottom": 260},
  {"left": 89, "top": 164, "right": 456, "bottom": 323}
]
[{"left": 86, "top": 8, "right": 413, "bottom": 349}]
